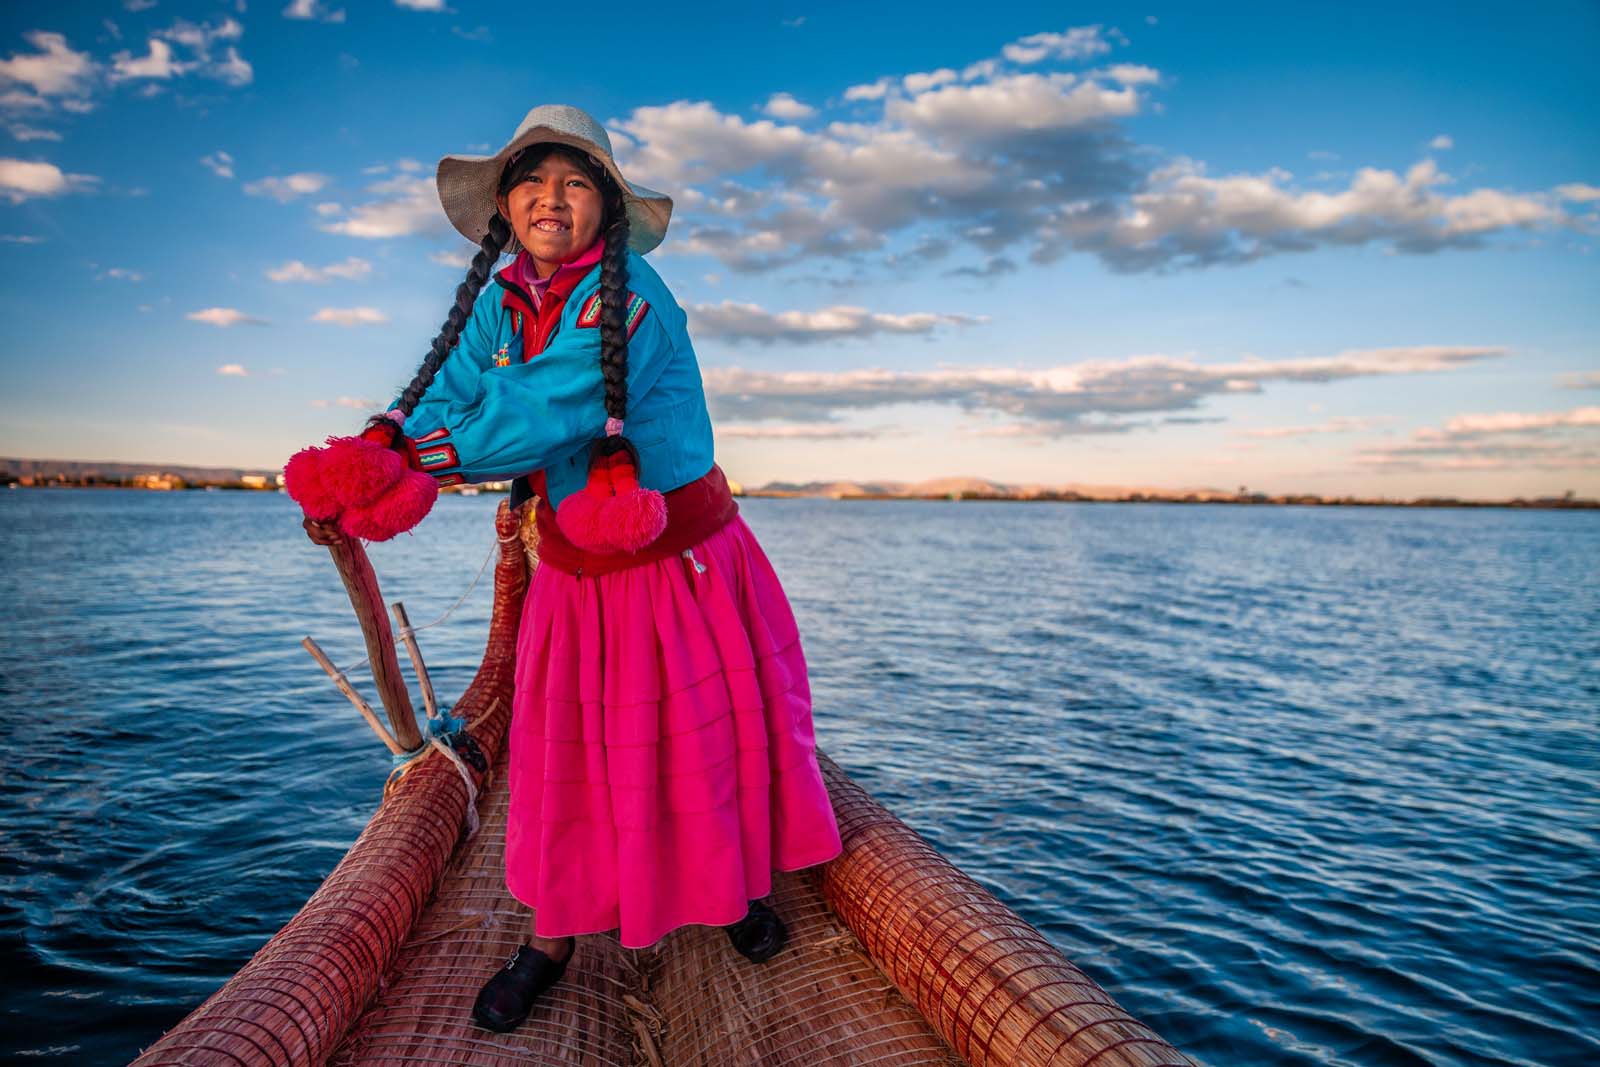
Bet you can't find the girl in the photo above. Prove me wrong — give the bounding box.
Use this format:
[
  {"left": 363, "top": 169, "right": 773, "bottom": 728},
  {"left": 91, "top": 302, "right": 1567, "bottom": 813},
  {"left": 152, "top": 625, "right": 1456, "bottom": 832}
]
[{"left": 297, "top": 104, "right": 844, "bottom": 1034}]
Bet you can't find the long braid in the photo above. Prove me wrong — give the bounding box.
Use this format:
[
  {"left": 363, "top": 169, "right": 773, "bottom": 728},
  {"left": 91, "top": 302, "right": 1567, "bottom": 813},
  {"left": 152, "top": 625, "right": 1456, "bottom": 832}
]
[
  {"left": 597, "top": 201, "right": 632, "bottom": 425},
  {"left": 395, "top": 213, "right": 511, "bottom": 418}
]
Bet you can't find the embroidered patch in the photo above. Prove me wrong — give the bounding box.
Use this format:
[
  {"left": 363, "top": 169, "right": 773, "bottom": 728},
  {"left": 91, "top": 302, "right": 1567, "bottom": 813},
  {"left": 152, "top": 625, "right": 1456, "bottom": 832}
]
[
  {"left": 623, "top": 293, "right": 649, "bottom": 341},
  {"left": 413, "top": 427, "right": 450, "bottom": 445},
  {"left": 576, "top": 293, "right": 602, "bottom": 327},
  {"left": 576, "top": 291, "right": 651, "bottom": 341},
  {"left": 417, "top": 443, "right": 459, "bottom": 471}
]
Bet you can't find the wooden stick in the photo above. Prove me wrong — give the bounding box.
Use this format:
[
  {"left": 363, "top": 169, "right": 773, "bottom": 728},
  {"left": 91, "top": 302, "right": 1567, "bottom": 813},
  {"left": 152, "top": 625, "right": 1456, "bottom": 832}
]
[
  {"left": 390, "top": 602, "right": 438, "bottom": 722},
  {"left": 325, "top": 536, "right": 423, "bottom": 752},
  {"left": 302, "top": 636, "right": 405, "bottom": 755}
]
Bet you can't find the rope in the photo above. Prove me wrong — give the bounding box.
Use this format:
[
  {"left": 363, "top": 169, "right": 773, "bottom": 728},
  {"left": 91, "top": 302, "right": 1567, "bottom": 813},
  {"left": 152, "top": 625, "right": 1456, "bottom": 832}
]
[
  {"left": 384, "top": 710, "right": 481, "bottom": 837},
  {"left": 339, "top": 527, "right": 512, "bottom": 834}
]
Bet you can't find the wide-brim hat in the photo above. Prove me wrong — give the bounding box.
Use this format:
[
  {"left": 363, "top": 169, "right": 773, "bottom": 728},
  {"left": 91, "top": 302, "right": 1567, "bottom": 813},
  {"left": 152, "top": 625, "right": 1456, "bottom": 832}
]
[{"left": 437, "top": 104, "right": 672, "bottom": 256}]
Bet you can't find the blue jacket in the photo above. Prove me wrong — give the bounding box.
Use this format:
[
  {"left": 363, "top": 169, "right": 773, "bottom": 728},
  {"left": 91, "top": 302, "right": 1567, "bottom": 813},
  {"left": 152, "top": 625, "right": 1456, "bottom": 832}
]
[{"left": 395, "top": 251, "right": 716, "bottom": 510}]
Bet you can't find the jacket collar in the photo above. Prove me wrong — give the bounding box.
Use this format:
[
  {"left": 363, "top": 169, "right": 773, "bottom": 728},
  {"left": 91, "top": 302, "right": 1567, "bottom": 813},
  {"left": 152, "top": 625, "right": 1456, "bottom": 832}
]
[{"left": 496, "top": 235, "right": 604, "bottom": 313}]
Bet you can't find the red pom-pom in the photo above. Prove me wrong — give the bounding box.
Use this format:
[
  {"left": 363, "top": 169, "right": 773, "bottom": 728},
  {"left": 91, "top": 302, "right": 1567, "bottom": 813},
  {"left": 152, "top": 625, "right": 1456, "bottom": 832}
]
[
  {"left": 284, "top": 444, "right": 339, "bottom": 520},
  {"left": 316, "top": 435, "right": 407, "bottom": 509},
  {"left": 599, "top": 486, "right": 668, "bottom": 552},
  {"left": 555, "top": 482, "right": 613, "bottom": 551},
  {"left": 339, "top": 469, "right": 438, "bottom": 542}
]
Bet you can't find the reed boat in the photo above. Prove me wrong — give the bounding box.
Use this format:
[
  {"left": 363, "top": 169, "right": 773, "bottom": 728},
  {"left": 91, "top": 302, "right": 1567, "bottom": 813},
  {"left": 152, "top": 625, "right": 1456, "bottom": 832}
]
[{"left": 131, "top": 501, "right": 1197, "bottom": 1067}]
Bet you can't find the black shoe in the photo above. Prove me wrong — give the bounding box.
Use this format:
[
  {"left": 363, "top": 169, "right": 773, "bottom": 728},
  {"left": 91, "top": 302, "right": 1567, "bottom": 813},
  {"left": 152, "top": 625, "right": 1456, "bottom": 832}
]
[
  {"left": 724, "top": 900, "right": 787, "bottom": 963},
  {"left": 471, "top": 939, "right": 574, "bottom": 1033}
]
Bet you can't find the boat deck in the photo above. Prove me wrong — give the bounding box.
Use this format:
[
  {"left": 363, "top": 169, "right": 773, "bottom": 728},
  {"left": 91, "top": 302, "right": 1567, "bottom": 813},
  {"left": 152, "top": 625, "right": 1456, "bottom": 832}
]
[{"left": 329, "top": 745, "right": 966, "bottom": 1067}]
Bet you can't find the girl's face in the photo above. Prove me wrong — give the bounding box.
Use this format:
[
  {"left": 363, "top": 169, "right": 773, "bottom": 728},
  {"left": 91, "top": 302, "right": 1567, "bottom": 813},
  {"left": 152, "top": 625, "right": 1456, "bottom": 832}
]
[{"left": 495, "top": 151, "right": 606, "bottom": 279}]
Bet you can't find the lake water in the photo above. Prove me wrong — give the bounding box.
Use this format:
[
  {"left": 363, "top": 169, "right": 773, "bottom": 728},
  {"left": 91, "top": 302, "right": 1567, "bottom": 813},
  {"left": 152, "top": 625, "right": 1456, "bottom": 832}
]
[{"left": 1, "top": 489, "right": 1595, "bottom": 1066}]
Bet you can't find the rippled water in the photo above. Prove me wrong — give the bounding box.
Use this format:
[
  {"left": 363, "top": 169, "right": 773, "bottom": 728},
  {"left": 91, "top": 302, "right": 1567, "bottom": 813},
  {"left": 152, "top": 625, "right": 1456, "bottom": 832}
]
[{"left": 2, "top": 490, "right": 1595, "bottom": 1066}]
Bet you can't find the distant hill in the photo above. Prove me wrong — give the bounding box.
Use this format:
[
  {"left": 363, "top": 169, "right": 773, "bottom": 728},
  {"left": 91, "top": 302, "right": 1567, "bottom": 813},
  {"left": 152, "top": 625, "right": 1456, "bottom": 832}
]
[
  {"left": 746, "top": 476, "right": 1235, "bottom": 500},
  {"left": 2, "top": 457, "right": 279, "bottom": 484}
]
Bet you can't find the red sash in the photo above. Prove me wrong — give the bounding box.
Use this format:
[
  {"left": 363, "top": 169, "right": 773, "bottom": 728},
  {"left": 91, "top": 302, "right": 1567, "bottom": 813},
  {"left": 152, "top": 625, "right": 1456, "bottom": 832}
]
[{"left": 528, "top": 464, "right": 740, "bottom": 578}]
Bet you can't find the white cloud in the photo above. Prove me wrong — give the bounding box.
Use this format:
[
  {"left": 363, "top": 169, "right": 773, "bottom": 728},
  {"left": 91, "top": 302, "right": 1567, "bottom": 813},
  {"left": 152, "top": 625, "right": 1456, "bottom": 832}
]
[
  {"left": 763, "top": 92, "right": 816, "bottom": 120},
  {"left": 1, "top": 233, "right": 44, "bottom": 243},
  {"left": 213, "top": 47, "right": 252, "bottom": 87},
  {"left": 430, "top": 248, "right": 474, "bottom": 268},
  {"left": 886, "top": 72, "right": 1140, "bottom": 141},
  {"left": 200, "top": 150, "right": 234, "bottom": 178},
  {"left": 109, "top": 18, "right": 253, "bottom": 87},
  {"left": 394, "top": 0, "right": 449, "bottom": 9},
  {"left": 1558, "top": 370, "right": 1600, "bottom": 390},
  {"left": 688, "top": 300, "right": 986, "bottom": 343},
  {"left": 314, "top": 201, "right": 342, "bottom": 216},
  {"left": 0, "top": 31, "right": 97, "bottom": 102},
  {"left": 604, "top": 32, "right": 1590, "bottom": 277},
  {"left": 109, "top": 39, "right": 182, "bottom": 82},
  {"left": 217, "top": 363, "right": 250, "bottom": 376},
  {"left": 267, "top": 256, "right": 372, "bottom": 282},
  {"left": 311, "top": 306, "right": 388, "bottom": 326},
  {"left": 1357, "top": 406, "right": 1600, "bottom": 472},
  {"left": 1001, "top": 26, "right": 1113, "bottom": 65},
  {"left": 902, "top": 68, "right": 958, "bottom": 93},
  {"left": 98, "top": 267, "right": 145, "bottom": 282},
  {"left": 319, "top": 174, "right": 444, "bottom": 238},
  {"left": 311, "top": 396, "right": 383, "bottom": 409},
  {"left": 1046, "top": 156, "right": 1573, "bottom": 272},
  {"left": 701, "top": 345, "right": 1505, "bottom": 433},
  {"left": 284, "top": 0, "right": 348, "bottom": 22},
  {"left": 0, "top": 158, "right": 99, "bottom": 203},
  {"left": 7, "top": 124, "right": 61, "bottom": 142},
  {"left": 717, "top": 423, "right": 886, "bottom": 440},
  {"left": 843, "top": 79, "right": 892, "bottom": 102},
  {"left": 243, "top": 172, "right": 331, "bottom": 201},
  {"left": 1101, "top": 63, "right": 1160, "bottom": 86},
  {"left": 187, "top": 307, "right": 268, "bottom": 327},
  {"left": 1556, "top": 182, "right": 1600, "bottom": 203},
  {"left": 0, "top": 91, "right": 50, "bottom": 113},
  {"left": 1433, "top": 407, "right": 1600, "bottom": 435},
  {"left": 1429, "top": 134, "right": 1453, "bottom": 150}
]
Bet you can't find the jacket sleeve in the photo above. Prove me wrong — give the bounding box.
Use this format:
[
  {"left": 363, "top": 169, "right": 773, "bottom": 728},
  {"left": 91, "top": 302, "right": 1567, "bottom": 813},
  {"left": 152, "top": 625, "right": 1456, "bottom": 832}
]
[{"left": 399, "top": 296, "right": 679, "bottom": 483}]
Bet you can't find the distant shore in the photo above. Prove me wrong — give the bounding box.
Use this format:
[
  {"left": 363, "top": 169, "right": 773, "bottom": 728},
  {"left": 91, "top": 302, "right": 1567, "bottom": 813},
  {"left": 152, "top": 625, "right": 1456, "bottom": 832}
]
[
  {"left": 4, "top": 458, "right": 1594, "bottom": 510},
  {"left": 741, "top": 487, "right": 1597, "bottom": 510}
]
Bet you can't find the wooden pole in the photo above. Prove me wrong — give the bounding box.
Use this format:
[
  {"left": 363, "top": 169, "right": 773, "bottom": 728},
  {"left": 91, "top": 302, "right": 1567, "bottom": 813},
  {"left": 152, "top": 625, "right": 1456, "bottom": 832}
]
[
  {"left": 301, "top": 637, "right": 405, "bottom": 755},
  {"left": 325, "top": 537, "right": 423, "bottom": 752},
  {"left": 391, "top": 601, "right": 439, "bottom": 722}
]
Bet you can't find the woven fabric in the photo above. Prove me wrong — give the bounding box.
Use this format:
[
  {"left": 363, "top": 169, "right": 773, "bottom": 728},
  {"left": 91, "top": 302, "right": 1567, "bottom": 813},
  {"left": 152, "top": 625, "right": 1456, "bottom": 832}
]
[{"left": 505, "top": 513, "right": 844, "bottom": 949}]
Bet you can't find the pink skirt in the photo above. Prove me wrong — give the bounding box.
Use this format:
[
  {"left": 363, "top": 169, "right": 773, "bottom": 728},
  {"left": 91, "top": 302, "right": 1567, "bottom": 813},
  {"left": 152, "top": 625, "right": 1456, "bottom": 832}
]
[{"left": 505, "top": 512, "right": 844, "bottom": 949}]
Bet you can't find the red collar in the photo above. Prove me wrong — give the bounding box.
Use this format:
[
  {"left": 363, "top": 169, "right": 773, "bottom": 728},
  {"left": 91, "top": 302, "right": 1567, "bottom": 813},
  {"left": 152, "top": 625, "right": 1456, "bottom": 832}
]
[
  {"left": 495, "top": 235, "right": 605, "bottom": 359},
  {"left": 497, "top": 237, "right": 603, "bottom": 310}
]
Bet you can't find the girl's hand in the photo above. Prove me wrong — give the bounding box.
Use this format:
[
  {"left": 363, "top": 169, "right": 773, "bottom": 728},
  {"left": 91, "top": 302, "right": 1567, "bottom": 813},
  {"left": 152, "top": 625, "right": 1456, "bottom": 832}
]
[{"left": 303, "top": 516, "right": 344, "bottom": 546}]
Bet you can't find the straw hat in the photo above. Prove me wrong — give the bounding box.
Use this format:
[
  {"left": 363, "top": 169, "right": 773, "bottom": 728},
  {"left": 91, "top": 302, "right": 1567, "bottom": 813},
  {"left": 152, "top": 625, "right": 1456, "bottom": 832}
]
[{"left": 437, "top": 104, "right": 673, "bottom": 256}]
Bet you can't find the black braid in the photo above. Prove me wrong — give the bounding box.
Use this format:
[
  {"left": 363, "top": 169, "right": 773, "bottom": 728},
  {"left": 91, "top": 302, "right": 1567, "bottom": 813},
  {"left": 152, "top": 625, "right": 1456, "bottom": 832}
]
[
  {"left": 598, "top": 201, "right": 632, "bottom": 424},
  {"left": 395, "top": 213, "right": 511, "bottom": 417}
]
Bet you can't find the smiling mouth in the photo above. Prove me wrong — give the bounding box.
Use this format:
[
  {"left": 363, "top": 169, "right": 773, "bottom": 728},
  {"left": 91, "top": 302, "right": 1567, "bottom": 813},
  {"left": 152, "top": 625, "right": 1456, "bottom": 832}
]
[{"left": 533, "top": 219, "right": 570, "bottom": 232}]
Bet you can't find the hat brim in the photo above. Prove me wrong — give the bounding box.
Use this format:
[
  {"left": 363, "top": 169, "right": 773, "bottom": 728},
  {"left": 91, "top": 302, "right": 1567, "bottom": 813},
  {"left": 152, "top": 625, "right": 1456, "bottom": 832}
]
[{"left": 437, "top": 126, "right": 672, "bottom": 257}]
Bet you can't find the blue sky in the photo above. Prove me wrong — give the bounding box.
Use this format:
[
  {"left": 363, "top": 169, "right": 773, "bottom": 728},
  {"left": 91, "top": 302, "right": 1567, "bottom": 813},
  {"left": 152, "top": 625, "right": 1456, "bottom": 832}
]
[{"left": 2, "top": 1, "right": 1596, "bottom": 498}]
